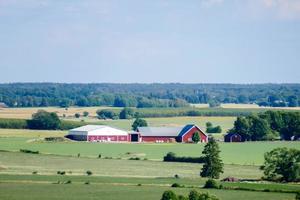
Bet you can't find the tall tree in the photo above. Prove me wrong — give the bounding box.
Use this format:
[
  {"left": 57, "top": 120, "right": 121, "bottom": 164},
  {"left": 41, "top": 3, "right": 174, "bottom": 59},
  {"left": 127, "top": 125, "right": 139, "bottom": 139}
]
[{"left": 200, "top": 138, "right": 223, "bottom": 179}]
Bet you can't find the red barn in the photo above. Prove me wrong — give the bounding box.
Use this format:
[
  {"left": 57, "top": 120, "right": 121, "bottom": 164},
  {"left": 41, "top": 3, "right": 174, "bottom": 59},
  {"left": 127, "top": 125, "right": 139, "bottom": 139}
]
[{"left": 137, "top": 124, "right": 207, "bottom": 143}]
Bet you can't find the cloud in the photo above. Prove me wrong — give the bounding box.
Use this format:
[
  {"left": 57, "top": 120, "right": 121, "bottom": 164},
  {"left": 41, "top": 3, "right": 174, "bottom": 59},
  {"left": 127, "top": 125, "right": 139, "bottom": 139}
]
[
  {"left": 201, "top": 0, "right": 224, "bottom": 7},
  {"left": 262, "top": 0, "right": 300, "bottom": 19}
]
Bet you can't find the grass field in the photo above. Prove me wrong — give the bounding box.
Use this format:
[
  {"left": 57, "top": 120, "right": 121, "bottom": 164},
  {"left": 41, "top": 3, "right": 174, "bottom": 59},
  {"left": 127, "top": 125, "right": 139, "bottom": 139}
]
[
  {"left": 0, "top": 134, "right": 299, "bottom": 165},
  {"left": 0, "top": 152, "right": 299, "bottom": 200},
  {"left": 0, "top": 181, "right": 296, "bottom": 200}
]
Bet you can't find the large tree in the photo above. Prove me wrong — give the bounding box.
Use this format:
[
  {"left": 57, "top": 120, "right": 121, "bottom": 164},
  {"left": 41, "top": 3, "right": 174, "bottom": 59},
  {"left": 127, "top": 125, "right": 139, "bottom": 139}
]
[
  {"left": 131, "top": 118, "right": 148, "bottom": 131},
  {"left": 261, "top": 147, "right": 300, "bottom": 182},
  {"left": 27, "top": 110, "right": 61, "bottom": 130},
  {"left": 200, "top": 138, "right": 223, "bottom": 179}
]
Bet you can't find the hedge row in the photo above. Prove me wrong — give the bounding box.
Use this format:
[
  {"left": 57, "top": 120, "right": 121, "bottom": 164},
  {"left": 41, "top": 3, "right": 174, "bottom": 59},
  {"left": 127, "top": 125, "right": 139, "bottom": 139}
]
[
  {"left": 0, "top": 118, "right": 87, "bottom": 130},
  {"left": 163, "top": 152, "right": 204, "bottom": 163}
]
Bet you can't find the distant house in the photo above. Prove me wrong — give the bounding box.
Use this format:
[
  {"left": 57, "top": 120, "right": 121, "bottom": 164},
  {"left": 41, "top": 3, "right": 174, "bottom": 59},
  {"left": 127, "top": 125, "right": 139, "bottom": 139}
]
[
  {"left": 66, "top": 125, "right": 129, "bottom": 142},
  {"left": 136, "top": 124, "right": 207, "bottom": 143},
  {"left": 224, "top": 133, "right": 244, "bottom": 142}
]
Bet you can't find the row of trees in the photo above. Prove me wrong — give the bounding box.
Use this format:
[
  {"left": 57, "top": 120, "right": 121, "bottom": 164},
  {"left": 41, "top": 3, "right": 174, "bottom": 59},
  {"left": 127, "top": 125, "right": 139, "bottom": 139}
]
[
  {"left": 1, "top": 83, "right": 300, "bottom": 108},
  {"left": 228, "top": 111, "right": 300, "bottom": 141}
]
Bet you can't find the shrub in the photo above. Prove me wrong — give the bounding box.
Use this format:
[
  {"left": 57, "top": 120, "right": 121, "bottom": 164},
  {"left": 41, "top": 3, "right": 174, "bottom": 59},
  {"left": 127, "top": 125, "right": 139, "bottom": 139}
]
[
  {"left": 161, "top": 190, "right": 177, "bottom": 200},
  {"left": 64, "top": 180, "right": 72, "bottom": 184},
  {"left": 32, "top": 171, "right": 38, "bottom": 174},
  {"left": 171, "top": 183, "right": 181, "bottom": 188},
  {"left": 57, "top": 171, "right": 66, "bottom": 175},
  {"left": 27, "top": 110, "right": 61, "bottom": 130},
  {"left": 174, "top": 174, "right": 180, "bottom": 179},
  {"left": 84, "top": 181, "right": 90, "bottom": 185},
  {"left": 137, "top": 183, "right": 142, "bottom": 186},
  {"left": 129, "top": 157, "right": 141, "bottom": 160},
  {"left": 83, "top": 111, "right": 89, "bottom": 117},
  {"left": 0, "top": 118, "right": 28, "bottom": 129},
  {"left": 86, "top": 170, "right": 93, "bottom": 176},
  {"left": 75, "top": 113, "right": 80, "bottom": 118},
  {"left": 203, "top": 179, "right": 219, "bottom": 189},
  {"left": 20, "top": 149, "right": 39, "bottom": 154}
]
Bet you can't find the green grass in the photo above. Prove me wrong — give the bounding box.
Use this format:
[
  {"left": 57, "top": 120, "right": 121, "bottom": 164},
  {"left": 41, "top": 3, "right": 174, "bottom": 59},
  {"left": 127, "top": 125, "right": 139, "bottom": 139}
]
[
  {"left": 0, "top": 177, "right": 297, "bottom": 200},
  {"left": 0, "top": 136, "right": 299, "bottom": 165},
  {"left": 0, "top": 151, "right": 262, "bottom": 179}
]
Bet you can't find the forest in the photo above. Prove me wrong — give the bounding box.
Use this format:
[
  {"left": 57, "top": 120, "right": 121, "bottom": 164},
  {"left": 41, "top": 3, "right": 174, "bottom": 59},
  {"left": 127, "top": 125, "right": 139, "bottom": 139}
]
[{"left": 0, "top": 83, "right": 299, "bottom": 108}]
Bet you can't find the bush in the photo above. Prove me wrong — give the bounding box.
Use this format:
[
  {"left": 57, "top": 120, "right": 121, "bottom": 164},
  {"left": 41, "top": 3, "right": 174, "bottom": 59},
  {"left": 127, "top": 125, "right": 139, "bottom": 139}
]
[
  {"left": 84, "top": 181, "right": 90, "bottom": 185},
  {"left": 74, "top": 113, "right": 80, "bottom": 118},
  {"left": 296, "top": 193, "right": 300, "bottom": 200},
  {"left": 32, "top": 171, "right": 38, "bottom": 174},
  {"left": 129, "top": 157, "right": 141, "bottom": 160},
  {"left": 171, "top": 183, "right": 181, "bottom": 188},
  {"left": 20, "top": 149, "right": 39, "bottom": 154},
  {"left": 96, "top": 109, "right": 120, "bottom": 119},
  {"left": 203, "top": 179, "right": 219, "bottom": 189},
  {"left": 86, "top": 170, "right": 93, "bottom": 176},
  {"left": 57, "top": 171, "right": 66, "bottom": 175},
  {"left": 161, "top": 190, "right": 177, "bottom": 200},
  {"left": 83, "top": 111, "right": 89, "bottom": 117},
  {"left": 64, "top": 180, "right": 72, "bottom": 184}
]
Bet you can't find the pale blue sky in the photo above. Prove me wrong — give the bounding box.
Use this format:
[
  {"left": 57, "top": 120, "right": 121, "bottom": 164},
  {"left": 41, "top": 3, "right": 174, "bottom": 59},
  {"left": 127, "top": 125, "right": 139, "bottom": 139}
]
[{"left": 0, "top": 0, "right": 299, "bottom": 83}]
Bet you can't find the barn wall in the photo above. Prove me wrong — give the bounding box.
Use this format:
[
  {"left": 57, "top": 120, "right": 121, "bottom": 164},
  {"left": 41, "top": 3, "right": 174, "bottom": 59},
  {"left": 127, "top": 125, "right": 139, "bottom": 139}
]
[
  {"left": 141, "top": 136, "right": 175, "bottom": 143},
  {"left": 182, "top": 127, "right": 207, "bottom": 143},
  {"left": 87, "top": 135, "right": 128, "bottom": 142}
]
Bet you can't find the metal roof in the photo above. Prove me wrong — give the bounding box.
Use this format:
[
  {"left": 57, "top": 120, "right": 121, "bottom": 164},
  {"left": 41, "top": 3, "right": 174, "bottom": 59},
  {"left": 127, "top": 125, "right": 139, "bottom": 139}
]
[
  {"left": 68, "top": 125, "right": 128, "bottom": 136},
  {"left": 70, "top": 125, "right": 108, "bottom": 132},
  {"left": 137, "top": 126, "right": 183, "bottom": 137}
]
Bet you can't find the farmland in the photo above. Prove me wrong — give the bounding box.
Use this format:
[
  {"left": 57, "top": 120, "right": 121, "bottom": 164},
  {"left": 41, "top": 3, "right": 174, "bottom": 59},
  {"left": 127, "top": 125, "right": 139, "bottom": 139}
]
[{"left": 0, "top": 106, "right": 300, "bottom": 200}]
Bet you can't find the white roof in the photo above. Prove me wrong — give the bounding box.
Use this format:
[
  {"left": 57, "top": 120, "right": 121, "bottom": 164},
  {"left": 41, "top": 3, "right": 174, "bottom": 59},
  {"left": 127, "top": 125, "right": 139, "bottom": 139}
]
[
  {"left": 69, "top": 125, "right": 128, "bottom": 136},
  {"left": 137, "top": 127, "right": 183, "bottom": 137}
]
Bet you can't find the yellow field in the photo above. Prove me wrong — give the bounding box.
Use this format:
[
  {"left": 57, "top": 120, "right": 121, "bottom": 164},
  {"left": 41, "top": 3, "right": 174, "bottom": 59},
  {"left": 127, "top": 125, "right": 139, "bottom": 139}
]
[
  {"left": 0, "top": 129, "right": 66, "bottom": 138},
  {"left": 0, "top": 106, "right": 118, "bottom": 119}
]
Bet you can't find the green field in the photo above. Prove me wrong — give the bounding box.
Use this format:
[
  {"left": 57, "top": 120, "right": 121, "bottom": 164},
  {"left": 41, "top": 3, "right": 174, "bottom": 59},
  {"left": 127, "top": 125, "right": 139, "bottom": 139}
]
[
  {"left": 0, "top": 135, "right": 299, "bottom": 165},
  {"left": 0, "top": 182, "right": 296, "bottom": 200},
  {"left": 0, "top": 153, "right": 299, "bottom": 200}
]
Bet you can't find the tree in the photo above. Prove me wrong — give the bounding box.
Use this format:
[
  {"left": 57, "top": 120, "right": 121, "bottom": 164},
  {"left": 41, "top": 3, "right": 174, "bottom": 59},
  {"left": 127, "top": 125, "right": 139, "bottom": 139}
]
[
  {"left": 161, "top": 190, "right": 178, "bottom": 200},
  {"left": 131, "top": 118, "right": 148, "bottom": 131},
  {"left": 83, "top": 111, "right": 89, "bottom": 117},
  {"left": 96, "top": 109, "right": 119, "bottom": 120},
  {"left": 261, "top": 147, "right": 300, "bottom": 182},
  {"left": 200, "top": 138, "right": 223, "bottom": 179},
  {"left": 74, "top": 113, "right": 80, "bottom": 118},
  {"left": 27, "top": 110, "right": 61, "bottom": 130},
  {"left": 192, "top": 132, "right": 200, "bottom": 143},
  {"left": 119, "top": 107, "right": 135, "bottom": 119},
  {"left": 249, "top": 116, "right": 275, "bottom": 141}
]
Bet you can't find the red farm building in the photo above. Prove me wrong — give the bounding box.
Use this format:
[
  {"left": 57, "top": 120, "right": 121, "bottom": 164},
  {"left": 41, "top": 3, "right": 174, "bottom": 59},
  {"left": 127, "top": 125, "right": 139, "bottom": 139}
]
[
  {"left": 135, "top": 124, "right": 208, "bottom": 143},
  {"left": 224, "top": 133, "right": 244, "bottom": 142},
  {"left": 66, "top": 125, "right": 129, "bottom": 142}
]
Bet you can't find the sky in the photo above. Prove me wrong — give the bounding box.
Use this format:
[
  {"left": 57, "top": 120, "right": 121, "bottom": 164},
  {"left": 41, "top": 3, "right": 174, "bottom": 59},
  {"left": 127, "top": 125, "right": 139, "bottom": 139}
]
[{"left": 0, "top": 0, "right": 299, "bottom": 83}]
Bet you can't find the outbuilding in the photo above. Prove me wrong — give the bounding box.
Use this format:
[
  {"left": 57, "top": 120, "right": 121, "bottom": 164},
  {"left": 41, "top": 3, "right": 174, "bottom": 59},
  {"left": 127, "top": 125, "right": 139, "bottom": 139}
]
[
  {"left": 224, "top": 133, "right": 244, "bottom": 142},
  {"left": 66, "top": 125, "right": 129, "bottom": 142},
  {"left": 137, "top": 124, "right": 207, "bottom": 143}
]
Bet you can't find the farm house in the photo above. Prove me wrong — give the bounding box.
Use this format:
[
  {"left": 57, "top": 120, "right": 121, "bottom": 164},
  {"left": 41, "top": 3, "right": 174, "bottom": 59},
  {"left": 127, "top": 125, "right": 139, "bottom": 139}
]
[
  {"left": 66, "top": 125, "right": 129, "bottom": 142},
  {"left": 224, "top": 133, "right": 244, "bottom": 142},
  {"left": 135, "top": 124, "right": 207, "bottom": 143}
]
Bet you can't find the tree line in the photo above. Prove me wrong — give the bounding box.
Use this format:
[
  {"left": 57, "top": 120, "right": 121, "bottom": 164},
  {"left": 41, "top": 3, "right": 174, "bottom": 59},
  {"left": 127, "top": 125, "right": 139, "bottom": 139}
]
[
  {"left": 0, "top": 83, "right": 299, "bottom": 108},
  {"left": 228, "top": 110, "right": 300, "bottom": 141}
]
